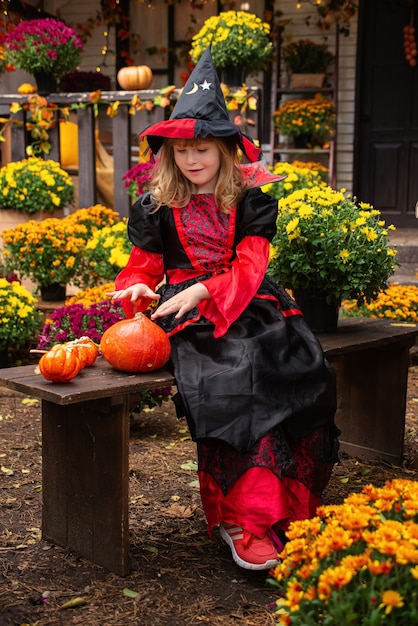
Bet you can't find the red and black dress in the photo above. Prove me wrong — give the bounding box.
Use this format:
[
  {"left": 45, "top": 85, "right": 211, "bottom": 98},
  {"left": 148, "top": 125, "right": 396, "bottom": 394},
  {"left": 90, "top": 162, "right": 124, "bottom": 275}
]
[{"left": 115, "top": 188, "right": 339, "bottom": 539}]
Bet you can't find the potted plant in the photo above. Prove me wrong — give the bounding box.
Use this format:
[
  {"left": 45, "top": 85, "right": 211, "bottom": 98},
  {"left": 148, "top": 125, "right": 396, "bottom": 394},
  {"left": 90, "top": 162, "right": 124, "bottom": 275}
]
[
  {"left": 5, "top": 18, "right": 83, "bottom": 93},
  {"left": 342, "top": 284, "right": 418, "bottom": 323},
  {"left": 267, "top": 186, "right": 399, "bottom": 331},
  {"left": 270, "top": 478, "right": 418, "bottom": 625},
  {"left": 76, "top": 220, "right": 132, "bottom": 289},
  {"left": 261, "top": 160, "right": 327, "bottom": 201},
  {"left": 0, "top": 157, "right": 75, "bottom": 217},
  {"left": 282, "top": 38, "right": 334, "bottom": 88},
  {"left": 189, "top": 10, "right": 273, "bottom": 80},
  {"left": 0, "top": 277, "right": 43, "bottom": 362},
  {"left": 122, "top": 161, "right": 154, "bottom": 201},
  {"left": 59, "top": 70, "right": 112, "bottom": 92},
  {"left": 273, "top": 94, "right": 336, "bottom": 147},
  {"left": 37, "top": 299, "right": 126, "bottom": 349},
  {"left": 0, "top": 41, "right": 5, "bottom": 75},
  {"left": 1, "top": 204, "right": 119, "bottom": 299}
]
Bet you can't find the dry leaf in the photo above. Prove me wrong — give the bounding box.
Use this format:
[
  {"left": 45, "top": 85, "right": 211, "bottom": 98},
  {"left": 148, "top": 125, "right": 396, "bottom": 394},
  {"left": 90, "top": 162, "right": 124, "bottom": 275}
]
[
  {"left": 163, "top": 503, "right": 197, "bottom": 519},
  {"left": 21, "top": 398, "right": 39, "bottom": 405},
  {"left": 59, "top": 597, "right": 87, "bottom": 610}
]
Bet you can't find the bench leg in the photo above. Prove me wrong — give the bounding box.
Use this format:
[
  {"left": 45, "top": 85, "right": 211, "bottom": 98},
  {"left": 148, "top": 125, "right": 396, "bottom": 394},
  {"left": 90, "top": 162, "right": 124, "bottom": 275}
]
[
  {"left": 41, "top": 396, "right": 130, "bottom": 576},
  {"left": 330, "top": 340, "right": 412, "bottom": 464}
]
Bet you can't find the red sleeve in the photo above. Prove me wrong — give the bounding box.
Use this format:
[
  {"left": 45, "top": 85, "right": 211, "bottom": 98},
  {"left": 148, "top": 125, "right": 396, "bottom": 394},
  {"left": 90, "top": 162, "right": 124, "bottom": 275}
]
[
  {"left": 198, "top": 235, "right": 269, "bottom": 338},
  {"left": 114, "top": 246, "right": 164, "bottom": 318}
]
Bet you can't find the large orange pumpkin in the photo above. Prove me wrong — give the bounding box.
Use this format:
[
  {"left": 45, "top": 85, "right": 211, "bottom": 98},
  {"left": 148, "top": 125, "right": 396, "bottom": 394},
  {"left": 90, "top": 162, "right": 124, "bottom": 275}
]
[
  {"left": 100, "top": 313, "right": 171, "bottom": 373},
  {"left": 117, "top": 65, "right": 153, "bottom": 90}
]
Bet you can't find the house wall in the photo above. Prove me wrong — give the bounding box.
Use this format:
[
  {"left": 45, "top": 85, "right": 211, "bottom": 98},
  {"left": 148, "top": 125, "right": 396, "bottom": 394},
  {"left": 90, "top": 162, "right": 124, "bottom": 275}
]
[
  {"left": 274, "top": 0, "right": 358, "bottom": 193},
  {"left": 52, "top": 0, "right": 117, "bottom": 86},
  {"left": 0, "top": 0, "right": 358, "bottom": 192}
]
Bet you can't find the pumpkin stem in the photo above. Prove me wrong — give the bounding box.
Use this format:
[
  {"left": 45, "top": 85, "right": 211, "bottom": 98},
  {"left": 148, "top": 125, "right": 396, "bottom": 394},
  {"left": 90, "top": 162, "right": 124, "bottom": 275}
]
[{"left": 30, "top": 349, "right": 47, "bottom": 354}]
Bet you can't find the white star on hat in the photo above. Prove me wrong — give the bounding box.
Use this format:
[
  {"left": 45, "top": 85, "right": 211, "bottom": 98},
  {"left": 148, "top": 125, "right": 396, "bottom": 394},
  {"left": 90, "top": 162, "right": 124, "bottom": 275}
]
[{"left": 200, "top": 80, "right": 212, "bottom": 90}]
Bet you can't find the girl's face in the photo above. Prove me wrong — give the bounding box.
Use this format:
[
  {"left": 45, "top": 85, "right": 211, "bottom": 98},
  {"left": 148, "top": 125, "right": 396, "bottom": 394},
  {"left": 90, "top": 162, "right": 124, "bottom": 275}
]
[{"left": 173, "top": 140, "right": 221, "bottom": 193}]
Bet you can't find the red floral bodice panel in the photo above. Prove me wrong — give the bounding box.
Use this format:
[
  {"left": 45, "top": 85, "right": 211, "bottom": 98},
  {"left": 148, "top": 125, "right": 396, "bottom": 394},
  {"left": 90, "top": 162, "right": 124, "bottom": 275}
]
[{"left": 173, "top": 194, "right": 236, "bottom": 273}]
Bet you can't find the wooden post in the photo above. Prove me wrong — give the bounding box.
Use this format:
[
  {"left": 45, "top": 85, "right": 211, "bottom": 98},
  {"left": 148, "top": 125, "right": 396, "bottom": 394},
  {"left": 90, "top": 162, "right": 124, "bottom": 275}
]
[
  {"left": 112, "top": 104, "right": 131, "bottom": 219},
  {"left": 77, "top": 106, "right": 97, "bottom": 208},
  {"left": 42, "top": 395, "right": 130, "bottom": 576}
]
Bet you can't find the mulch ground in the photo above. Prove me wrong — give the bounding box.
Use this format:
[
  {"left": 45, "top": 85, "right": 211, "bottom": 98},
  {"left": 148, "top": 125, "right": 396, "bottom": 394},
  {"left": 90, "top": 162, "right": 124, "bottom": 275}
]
[{"left": 1, "top": 362, "right": 418, "bottom": 626}]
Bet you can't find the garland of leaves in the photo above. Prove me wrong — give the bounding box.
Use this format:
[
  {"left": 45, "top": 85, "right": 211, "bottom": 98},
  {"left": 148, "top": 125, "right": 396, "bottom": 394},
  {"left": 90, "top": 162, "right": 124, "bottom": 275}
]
[
  {"left": 300, "top": 0, "right": 358, "bottom": 36},
  {"left": 0, "top": 84, "right": 257, "bottom": 158}
]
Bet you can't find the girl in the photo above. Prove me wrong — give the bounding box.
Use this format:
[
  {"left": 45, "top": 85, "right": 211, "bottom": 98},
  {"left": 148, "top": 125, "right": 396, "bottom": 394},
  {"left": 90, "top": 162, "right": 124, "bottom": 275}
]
[{"left": 110, "top": 48, "right": 339, "bottom": 571}]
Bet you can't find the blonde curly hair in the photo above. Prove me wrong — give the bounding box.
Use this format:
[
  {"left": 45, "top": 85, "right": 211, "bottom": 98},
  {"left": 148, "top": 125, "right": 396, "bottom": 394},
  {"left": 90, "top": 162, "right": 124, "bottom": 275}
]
[{"left": 149, "top": 137, "right": 248, "bottom": 214}]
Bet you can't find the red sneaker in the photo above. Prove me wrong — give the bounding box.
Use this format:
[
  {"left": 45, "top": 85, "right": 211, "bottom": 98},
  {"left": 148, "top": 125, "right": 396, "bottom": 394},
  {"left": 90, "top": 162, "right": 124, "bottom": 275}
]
[{"left": 219, "top": 523, "right": 281, "bottom": 571}]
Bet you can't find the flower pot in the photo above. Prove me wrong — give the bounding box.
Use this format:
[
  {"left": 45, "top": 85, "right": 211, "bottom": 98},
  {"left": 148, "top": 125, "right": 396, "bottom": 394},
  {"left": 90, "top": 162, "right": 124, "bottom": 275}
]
[
  {"left": 40, "top": 283, "right": 66, "bottom": 302},
  {"left": 34, "top": 71, "right": 58, "bottom": 96},
  {"left": 293, "top": 133, "right": 314, "bottom": 149},
  {"left": 293, "top": 289, "right": 340, "bottom": 333},
  {"left": 290, "top": 73, "right": 325, "bottom": 89},
  {"left": 0, "top": 208, "right": 64, "bottom": 249},
  {"left": 0, "top": 347, "right": 8, "bottom": 368},
  {"left": 219, "top": 65, "right": 246, "bottom": 86}
]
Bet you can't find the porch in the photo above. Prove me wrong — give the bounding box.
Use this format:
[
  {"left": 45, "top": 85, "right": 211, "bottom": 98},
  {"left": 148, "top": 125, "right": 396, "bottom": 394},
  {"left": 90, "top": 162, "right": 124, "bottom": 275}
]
[{"left": 0, "top": 87, "right": 262, "bottom": 219}]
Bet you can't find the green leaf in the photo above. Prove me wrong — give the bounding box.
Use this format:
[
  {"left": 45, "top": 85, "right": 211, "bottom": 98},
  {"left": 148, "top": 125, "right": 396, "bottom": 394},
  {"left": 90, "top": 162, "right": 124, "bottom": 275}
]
[
  {"left": 123, "top": 588, "right": 139, "bottom": 598},
  {"left": 180, "top": 460, "right": 197, "bottom": 471}
]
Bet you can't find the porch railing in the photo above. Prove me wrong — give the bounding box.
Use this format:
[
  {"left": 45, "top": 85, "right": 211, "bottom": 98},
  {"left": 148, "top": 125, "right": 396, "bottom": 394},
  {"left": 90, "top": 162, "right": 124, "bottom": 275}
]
[{"left": 0, "top": 88, "right": 261, "bottom": 218}]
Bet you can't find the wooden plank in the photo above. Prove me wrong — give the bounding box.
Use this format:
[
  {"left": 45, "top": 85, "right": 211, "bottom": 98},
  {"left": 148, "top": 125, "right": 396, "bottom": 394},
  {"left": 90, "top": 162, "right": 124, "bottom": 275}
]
[
  {"left": 112, "top": 104, "right": 132, "bottom": 219},
  {"left": 318, "top": 318, "right": 418, "bottom": 355},
  {"left": 42, "top": 402, "right": 70, "bottom": 548},
  {"left": 91, "top": 395, "right": 130, "bottom": 574},
  {"left": 10, "top": 109, "right": 27, "bottom": 161},
  {"left": 329, "top": 337, "right": 412, "bottom": 463},
  {"left": 42, "top": 396, "right": 130, "bottom": 576},
  {"left": 0, "top": 358, "right": 175, "bottom": 405},
  {"left": 77, "top": 106, "right": 96, "bottom": 207}
]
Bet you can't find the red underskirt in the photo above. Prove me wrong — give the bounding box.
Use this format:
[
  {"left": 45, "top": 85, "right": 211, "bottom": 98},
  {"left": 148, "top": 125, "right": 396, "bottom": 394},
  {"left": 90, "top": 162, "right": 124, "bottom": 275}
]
[{"left": 199, "top": 466, "right": 321, "bottom": 539}]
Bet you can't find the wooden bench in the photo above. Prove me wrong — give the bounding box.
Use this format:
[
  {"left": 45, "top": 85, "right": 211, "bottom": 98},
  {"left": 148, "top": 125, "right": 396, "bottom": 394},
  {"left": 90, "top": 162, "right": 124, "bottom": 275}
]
[
  {"left": 317, "top": 317, "right": 417, "bottom": 464},
  {"left": 0, "top": 358, "right": 175, "bottom": 576},
  {"left": 0, "top": 317, "right": 416, "bottom": 576}
]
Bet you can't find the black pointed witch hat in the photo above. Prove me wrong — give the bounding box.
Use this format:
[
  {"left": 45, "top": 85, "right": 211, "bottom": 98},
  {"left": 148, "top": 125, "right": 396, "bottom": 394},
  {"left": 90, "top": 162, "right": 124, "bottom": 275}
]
[{"left": 140, "top": 47, "right": 261, "bottom": 162}]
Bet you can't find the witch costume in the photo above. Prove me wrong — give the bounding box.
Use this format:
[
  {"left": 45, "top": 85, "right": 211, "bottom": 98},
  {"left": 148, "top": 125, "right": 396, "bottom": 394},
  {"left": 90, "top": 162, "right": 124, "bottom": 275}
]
[{"left": 115, "top": 48, "right": 339, "bottom": 565}]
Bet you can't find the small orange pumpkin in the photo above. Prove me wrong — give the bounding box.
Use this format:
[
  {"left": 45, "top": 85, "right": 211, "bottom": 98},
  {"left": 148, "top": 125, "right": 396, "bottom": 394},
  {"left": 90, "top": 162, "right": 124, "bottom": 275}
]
[
  {"left": 17, "top": 82, "right": 37, "bottom": 94},
  {"left": 117, "top": 65, "right": 153, "bottom": 90},
  {"left": 100, "top": 313, "right": 171, "bottom": 373},
  {"left": 38, "top": 344, "right": 83, "bottom": 383},
  {"left": 68, "top": 337, "right": 99, "bottom": 368}
]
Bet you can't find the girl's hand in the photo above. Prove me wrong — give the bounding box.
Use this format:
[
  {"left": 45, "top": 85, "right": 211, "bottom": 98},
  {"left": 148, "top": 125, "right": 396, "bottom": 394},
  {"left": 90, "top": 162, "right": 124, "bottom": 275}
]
[
  {"left": 151, "top": 283, "right": 210, "bottom": 320},
  {"left": 107, "top": 283, "right": 160, "bottom": 304}
]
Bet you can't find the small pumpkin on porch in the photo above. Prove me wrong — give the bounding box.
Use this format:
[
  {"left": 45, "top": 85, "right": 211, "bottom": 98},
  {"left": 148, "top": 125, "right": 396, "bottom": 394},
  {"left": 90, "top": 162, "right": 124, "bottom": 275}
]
[
  {"left": 17, "top": 82, "right": 37, "bottom": 94},
  {"left": 117, "top": 65, "right": 153, "bottom": 90},
  {"left": 100, "top": 313, "right": 171, "bottom": 373}
]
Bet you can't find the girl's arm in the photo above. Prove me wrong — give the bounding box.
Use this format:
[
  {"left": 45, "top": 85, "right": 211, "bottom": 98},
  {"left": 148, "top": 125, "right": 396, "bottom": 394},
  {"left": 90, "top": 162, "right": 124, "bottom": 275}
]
[
  {"left": 198, "top": 235, "right": 269, "bottom": 337},
  {"left": 112, "top": 246, "right": 165, "bottom": 317}
]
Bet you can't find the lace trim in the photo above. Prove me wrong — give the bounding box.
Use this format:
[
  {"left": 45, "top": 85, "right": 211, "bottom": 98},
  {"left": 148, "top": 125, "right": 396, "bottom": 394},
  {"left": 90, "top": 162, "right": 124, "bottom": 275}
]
[{"left": 197, "top": 424, "right": 339, "bottom": 496}]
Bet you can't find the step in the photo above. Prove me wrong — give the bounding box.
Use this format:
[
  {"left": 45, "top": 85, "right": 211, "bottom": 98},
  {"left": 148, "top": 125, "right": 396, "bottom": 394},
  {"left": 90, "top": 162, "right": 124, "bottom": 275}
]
[{"left": 388, "top": 229, "right": 417, "bottom": 284}]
